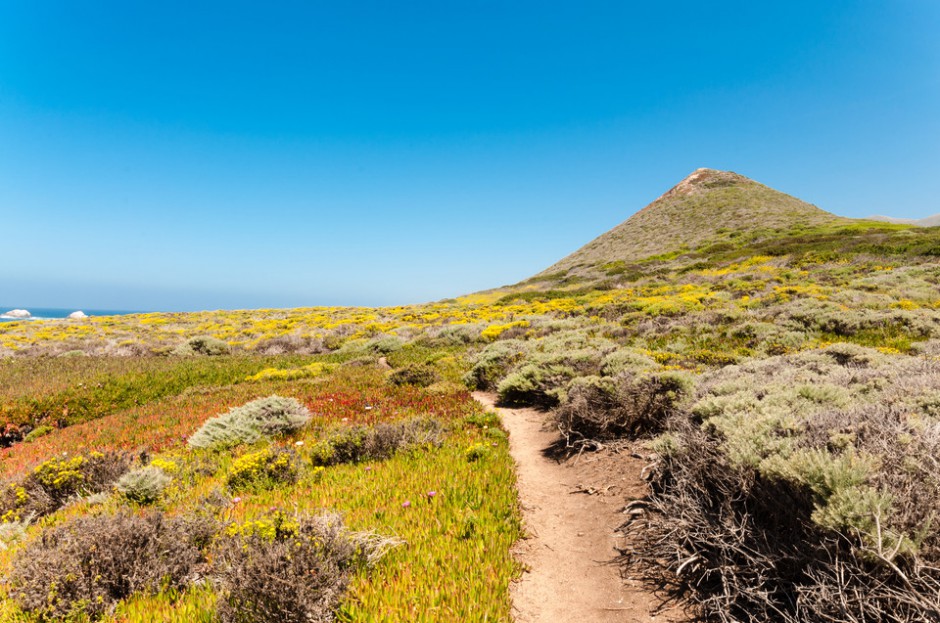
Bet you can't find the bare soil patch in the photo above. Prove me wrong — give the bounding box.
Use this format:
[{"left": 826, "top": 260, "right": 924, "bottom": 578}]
[{"left": 474, "top": 392, "right": 685, "bottom": 623}]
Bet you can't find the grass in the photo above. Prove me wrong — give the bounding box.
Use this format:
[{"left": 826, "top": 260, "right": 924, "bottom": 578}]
[
  {"left": 0, "top": 354, "right": 322, "bottom": 442},
  {"left": 0, "top": 366, "right": 520, "bottom": 622}
]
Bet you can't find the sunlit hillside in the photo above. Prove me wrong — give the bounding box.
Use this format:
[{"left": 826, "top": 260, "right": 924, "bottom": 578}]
[{"left": 2, "top": 171, "right": 940, "bottom": 622}]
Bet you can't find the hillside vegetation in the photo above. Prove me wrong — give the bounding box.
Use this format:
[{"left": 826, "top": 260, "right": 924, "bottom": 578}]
[
  {"left": 2, "top": 169, "right": 940, "bottom": 621},
  {"left": 537, "top": 168, "right": 848, "bottom": 280}
]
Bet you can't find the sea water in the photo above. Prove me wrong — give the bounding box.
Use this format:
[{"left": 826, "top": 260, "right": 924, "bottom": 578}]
[{"left": 0, "top": 307, "right": 145, "bottom": 322}]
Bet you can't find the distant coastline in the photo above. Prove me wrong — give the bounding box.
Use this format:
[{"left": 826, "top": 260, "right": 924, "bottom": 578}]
[{"left": 0, "top": 307, "right": 146, "bottom": 322}]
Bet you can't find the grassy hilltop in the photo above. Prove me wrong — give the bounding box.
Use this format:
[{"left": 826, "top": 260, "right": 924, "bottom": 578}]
[{"left": 2, "top": 170, "right": 940, "bottom": 621}]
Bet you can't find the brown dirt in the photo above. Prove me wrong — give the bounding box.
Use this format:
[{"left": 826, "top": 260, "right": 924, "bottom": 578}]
[{"left": 474, "top": 392, "right": 685, "bottom": 623}]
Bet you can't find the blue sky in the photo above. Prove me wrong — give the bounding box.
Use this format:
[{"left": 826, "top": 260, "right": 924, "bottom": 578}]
[{"left": 1, "top": 2, "right": 938, "bottom": 311}]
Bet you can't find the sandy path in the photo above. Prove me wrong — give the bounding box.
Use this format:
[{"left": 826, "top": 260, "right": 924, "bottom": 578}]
[{"left": 473, "top": 392, "right": 682, "bottom": 623}]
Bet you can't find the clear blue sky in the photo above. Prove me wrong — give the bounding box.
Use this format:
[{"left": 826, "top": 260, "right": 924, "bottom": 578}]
[{"left": 2, "top": 2, "right": 938, "bottom": 311}]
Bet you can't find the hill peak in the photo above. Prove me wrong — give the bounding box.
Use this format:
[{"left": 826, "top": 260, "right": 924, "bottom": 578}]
[
  {"left": 536, "top": 168, "right": 846, "bottom": 280},
  {"left": 659, "top": 168, "right": 749, "bottom": 200}
]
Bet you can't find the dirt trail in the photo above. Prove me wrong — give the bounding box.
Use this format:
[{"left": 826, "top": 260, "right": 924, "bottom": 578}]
[{"left": 473, "top": 392, "right": 683, "bottom": 623}]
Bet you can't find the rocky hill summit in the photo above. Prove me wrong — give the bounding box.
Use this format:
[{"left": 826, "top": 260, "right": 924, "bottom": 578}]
[{"left": 538, "top": 168, "right": 847, "bottom": 279}]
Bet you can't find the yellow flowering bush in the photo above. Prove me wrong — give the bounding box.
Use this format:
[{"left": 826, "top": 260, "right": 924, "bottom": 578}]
[
  {"left": 227, "top": 447, "right": 299, "bottom": 491},
  {"left": 245, "top": 362, "right": 334, "bottom": 382}
]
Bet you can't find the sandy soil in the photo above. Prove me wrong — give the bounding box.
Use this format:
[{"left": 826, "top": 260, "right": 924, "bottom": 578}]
[{"left": 473, "top": 392, "right": 684, "bottom": 623}]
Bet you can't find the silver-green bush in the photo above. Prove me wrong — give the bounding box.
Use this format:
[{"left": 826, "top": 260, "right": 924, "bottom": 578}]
[
  {"left": 188, "top": 395, "right": 311, "bottom": 450},
  {"left": 115, "top": 466, "right": 171, "bottom": 505}
]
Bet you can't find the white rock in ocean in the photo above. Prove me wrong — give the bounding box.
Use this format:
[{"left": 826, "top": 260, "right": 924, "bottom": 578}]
[
  {"left": 3, "top": 309, "right": 31, "bottom": 319},
  {"left": 68, "top": 311, "right": 88, "bottom": 319}
]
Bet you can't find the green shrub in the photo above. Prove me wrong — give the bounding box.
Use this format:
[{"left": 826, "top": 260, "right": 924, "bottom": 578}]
[
  {"left": 23, "top": 425, "right": 53, "bottom": 443},
  {"left": 465, "top": 443, "right": 489, "bottom": 462},
  {"left": 309, "top": 427, "right": 367, "bottom": 466},
  {"left": 188, "top": 395, "right": 311, "bottom": 450},
  {"left": 463, "top": 339, "right": 529, "bottom": 390},
  {"left": 115, "top": 465, "right": 171, "bottom": 505},
  {"left": 365, "top": 335, "right": 404, "bottom": 354},
  {"left": 309, "top": 418, "right": 444, "bottom": 466},
  {"left": 227, "top": 447, "right": 300, "bottom": 491},
  {"left": 172, "top": 335, "right": 231, "bottom": 356},
  {"left": 600, "top": 348, "right": 658, "bottom": 376},
  {"left": 496, "top": 362, "right": 575, "bottom": 407},
  {"left": 387, "top": 362, "right": 440, "bottom": 387}
]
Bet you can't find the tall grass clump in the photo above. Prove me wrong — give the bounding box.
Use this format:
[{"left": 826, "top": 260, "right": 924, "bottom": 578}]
[{"left": 188, "top": 395, "right": 311, "bottom": 449}]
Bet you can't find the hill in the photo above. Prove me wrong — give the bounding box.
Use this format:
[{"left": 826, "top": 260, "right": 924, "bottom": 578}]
[
  {"left": 3, "top": 169, "right": 940, "bottom": 622},
  {"left": 537, "top": 168, "right": 847, "bottom": 280},
  {"left": 868, "top": 213, "right": 940, "bottom": 227}
]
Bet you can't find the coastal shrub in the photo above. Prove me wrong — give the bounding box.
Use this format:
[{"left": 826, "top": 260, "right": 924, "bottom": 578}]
[
  {"left": 0, "top": 451, "right": 132, "bottom": 521},
  {"left": 364, "top": 335, "right": 404, "bottom": 355},
  {"left": 309, "top": 418, "right": 444, "bottom": 466},
  {"left": 188, "top": 395, "right": 311, "bottom": 450},
  {"left": 599, "top": 348, "right": 658, "bottom": 377},
  {"left": 432, "top": 323, "right": 484, "bottom": 345},
  {"left": 487, "top": 330, "right": 620, "bottom": 407},
  {"left": 480, "top": 320, "right": 529, "bottom": 342},
  {"left": 227, "top": 446, "right": 300, "bottom": 491},
  {"left": 463, "top": 339, "right": 529, "bottom": 390},
  {"left": 114, "top": 465, "right": 171, "bottom": 505},
  {"left": 245, "top": 362, "right": 333, "bottom": 382},
  {"left": 625, "top": 348, "right": 940, "bottom": 622},
  {"left": 172, "top": 335, "right": 231, "bottom": 357},
  {"left": 496, "top": 362, "right": 575, "bottom": 407},
  {"left": 9, "top": 511, "right": 216, "bottom": 621},
  {"left": 556, "top": 371, "right": 693, "bottom": 441},
  {"left": 772, "top": 298, "right": 940, "bottom": 340},
  {"left": 214, "top": 512, "right": 394, "bottom": 623},
  {"left": 387, "top": 362, "right": 440, "bottom": 387},
  {"left": 252, "top": 334, "right": 327, "bottom": 355}
]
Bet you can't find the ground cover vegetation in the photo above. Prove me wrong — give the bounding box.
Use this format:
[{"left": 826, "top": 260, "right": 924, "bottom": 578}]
[
  {"left": 2, "top": 170, "right": 940, "bottom": 620},
  {"left": 0, "top": 364, "right": 520, "bottom": 621}
]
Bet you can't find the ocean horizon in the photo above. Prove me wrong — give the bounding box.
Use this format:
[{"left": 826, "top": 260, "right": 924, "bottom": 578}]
[{"left": 0, "top": 307, "right": 146, "bottom": 322}]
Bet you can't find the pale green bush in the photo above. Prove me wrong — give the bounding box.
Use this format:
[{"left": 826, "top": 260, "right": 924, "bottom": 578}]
[
  {"left": 463, "top": 339, "right": 529, "bottom": 390},
  {"left": 365, "top": 335, "right": 404, "bottom": 354},
  {"left": 188, "top": 396, "right": 311, "bottom": 450},
  {"left": 115, "top": 466, "right": 171, "bottom": 505},
  {"left": 172, "top": 335, "right": 231, "bottom": 357}
]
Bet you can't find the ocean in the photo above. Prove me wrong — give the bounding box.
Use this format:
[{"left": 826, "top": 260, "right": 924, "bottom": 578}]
[{"left": 0, "top": 307, "right": 145, "bottom": 322}]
